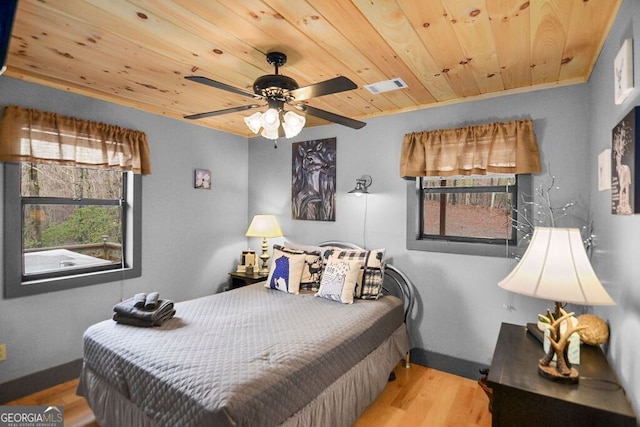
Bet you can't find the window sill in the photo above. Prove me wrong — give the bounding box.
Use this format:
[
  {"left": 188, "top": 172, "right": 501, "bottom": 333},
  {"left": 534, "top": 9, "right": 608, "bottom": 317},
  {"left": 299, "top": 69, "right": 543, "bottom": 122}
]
[
  {"left": 407, "top": 237, "right": 516, "bottom": 257},
  {"left": 6, "top": 266, "right": 140, "bottom": 299}
]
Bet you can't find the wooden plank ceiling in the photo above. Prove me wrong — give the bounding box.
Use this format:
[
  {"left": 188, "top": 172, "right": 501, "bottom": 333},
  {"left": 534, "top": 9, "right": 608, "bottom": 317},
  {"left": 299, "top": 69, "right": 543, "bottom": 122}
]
[{"left": 5, "top": 0, "right": 622, "bottom": 137}]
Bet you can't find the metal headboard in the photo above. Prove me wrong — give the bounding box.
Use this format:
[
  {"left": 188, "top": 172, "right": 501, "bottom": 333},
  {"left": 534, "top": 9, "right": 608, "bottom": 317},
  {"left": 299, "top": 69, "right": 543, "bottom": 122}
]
[{"left": 317, "top": 241, "right": 415, "bottom": 335}]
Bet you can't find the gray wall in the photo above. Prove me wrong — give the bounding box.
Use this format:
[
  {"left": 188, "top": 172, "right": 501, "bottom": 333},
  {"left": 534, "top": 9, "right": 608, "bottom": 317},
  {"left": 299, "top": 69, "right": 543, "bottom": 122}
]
[
  {"left": 0, "top": 76, "right": 249, "bottom": 383},
  {"left": 249, "top": 83, "right": 591, "bottom": 363},
  {"left": 587, "top": 0, "right": 640, "bottom": 414}
]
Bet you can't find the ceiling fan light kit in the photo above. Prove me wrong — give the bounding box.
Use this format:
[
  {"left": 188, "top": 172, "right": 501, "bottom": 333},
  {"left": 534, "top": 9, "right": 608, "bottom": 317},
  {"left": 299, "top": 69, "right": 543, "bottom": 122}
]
[
  {"left": 184, "top": 51, "right": 365, "bottom": 141},
  {"left": 244, "top": 104, "right": 306, "bottom": 140}
]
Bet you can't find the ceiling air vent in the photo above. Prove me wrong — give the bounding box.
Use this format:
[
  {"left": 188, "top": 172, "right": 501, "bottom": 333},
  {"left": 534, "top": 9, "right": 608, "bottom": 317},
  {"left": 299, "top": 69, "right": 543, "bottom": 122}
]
[{"left": 364, "top": 78, "right": 408, "bottom": 94}]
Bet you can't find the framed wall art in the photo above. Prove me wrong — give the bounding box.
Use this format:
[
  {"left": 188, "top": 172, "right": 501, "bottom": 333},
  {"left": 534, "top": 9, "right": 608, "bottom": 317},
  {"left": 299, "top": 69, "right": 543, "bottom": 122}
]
[
  {"left": 194, "top": 168, "right": 211, "bottom": 190},
  {"left": 598, "top": 149, "right": 611, "bottom": 191},
  {"left": 611, "top": 106, "right": 640, "bottom": 214},
  {"left": 614, "top": 38, "right": 634, "bottom": 105},
  {"left": 291, "top": 137, "right": 336, "bottom": 221}
]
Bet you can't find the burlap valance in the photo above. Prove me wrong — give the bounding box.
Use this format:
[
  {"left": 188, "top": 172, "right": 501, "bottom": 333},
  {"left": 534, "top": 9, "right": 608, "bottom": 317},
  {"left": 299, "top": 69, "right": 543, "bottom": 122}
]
[
  {"left": 0, "top": 105, "right": 152, "bottom": 174},
  {"left": 400, "top": 118, "right": 540, "bottom": 178}
]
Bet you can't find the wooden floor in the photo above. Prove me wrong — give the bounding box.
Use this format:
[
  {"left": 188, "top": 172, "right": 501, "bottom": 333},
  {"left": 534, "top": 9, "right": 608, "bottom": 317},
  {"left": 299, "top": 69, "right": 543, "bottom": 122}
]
[{"left": 5, "top": 363, "right": 492, "bottom": 427}]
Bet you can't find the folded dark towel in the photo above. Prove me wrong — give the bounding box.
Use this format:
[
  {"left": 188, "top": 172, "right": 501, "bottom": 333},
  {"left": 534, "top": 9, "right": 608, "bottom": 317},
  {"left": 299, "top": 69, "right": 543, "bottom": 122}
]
[
  {"left": 113, "top": 309, "right": 175, "bottom": 327},
  {"left": 133, "top": 293, "right": 146, "bottom": 308},
  {"left": 144, "top": 292, "right": 159, "bottom": 310},
  {"left": 113, "top": 297, "right": 175, "bottom": 322}
]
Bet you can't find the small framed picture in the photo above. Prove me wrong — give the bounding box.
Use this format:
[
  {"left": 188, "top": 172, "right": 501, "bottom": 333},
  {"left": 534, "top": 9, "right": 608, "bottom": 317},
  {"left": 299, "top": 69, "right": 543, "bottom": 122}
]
[
  {"left": 194, "top": 169, "right": 211, "bottom": 189},
  {"left": 598, "top": 149, "right": 611, "bottom": 191},
  {"left": 614, "top": 38, "right": 634, "bottom": 105}
]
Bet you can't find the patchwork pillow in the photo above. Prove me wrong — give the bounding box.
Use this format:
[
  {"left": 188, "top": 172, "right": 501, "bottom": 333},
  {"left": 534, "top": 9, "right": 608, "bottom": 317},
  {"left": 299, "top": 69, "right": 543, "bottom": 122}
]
[
  {"left": 284, "top": 241, "right": 340, "bottom": 264},
  {"left": 277, "top": 244, "right": 323, "bottom": 291},
  {"left": 325, "top": 248, "right": 386, "bottom": 299},
  {"left": 264, "top": 248, "right": 306, "bottom": 294},
  {"left": 283, "top": 241, "right": 325, "bottom": 253},
  {"left": 315, "top": 258, "right": 363, "bottom": 304}
]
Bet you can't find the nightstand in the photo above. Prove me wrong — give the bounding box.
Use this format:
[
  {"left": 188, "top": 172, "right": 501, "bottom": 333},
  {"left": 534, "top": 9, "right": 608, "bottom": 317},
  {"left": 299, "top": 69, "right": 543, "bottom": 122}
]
[
  {"left": 228, "top": 271, "right": 267, "bottom": 290},
  {"left": 487, "top": 322, "right": 637, "bottom": 426}
]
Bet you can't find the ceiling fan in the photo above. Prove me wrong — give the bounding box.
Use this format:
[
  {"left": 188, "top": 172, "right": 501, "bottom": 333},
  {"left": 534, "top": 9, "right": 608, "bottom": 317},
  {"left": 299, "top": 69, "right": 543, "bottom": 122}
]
[{"left": 184, "top": 52, "right": 366, "bottom": 139}]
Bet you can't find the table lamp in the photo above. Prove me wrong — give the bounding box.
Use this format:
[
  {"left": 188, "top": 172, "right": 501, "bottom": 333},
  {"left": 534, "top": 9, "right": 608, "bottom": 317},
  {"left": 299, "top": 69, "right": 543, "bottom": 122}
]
[
  {"left": 498, "top": 227, "right": 615, "bottom": 383},
  {"left": 245, "top": 214, "right": 283, "bottom": 275}
]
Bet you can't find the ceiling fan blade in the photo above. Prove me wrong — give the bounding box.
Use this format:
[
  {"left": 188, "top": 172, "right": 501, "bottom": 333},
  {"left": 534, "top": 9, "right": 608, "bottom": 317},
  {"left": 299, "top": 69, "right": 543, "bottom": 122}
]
[
  {"left": 185, "top": 76, "right": 259, "bottom": 99},
  {"left": 287, "top": 76, "right": 357, "bottom": 101},
  {"left": 184, "top": 104, "right": 261, "bottom": 120},
  {"left": 298, "top": 105, "right": 366, "bottom": 129}
]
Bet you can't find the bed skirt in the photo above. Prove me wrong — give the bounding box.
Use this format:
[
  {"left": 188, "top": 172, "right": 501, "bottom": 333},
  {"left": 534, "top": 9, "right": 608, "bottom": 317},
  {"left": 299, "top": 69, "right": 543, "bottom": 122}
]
[{"left": 78, "top": 324, "right": 409, "bottom": 427}]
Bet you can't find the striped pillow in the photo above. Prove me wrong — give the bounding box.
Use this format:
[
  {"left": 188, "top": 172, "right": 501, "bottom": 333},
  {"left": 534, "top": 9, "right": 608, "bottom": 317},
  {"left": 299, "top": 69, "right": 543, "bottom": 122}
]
[{"left": 325, "top": 248, "right": 386, "bottom": 299}]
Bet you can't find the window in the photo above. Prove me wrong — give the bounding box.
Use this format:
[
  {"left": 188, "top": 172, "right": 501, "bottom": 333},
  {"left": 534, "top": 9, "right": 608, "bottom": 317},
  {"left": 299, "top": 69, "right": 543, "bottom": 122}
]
[
  {"left": 400, "top": 119, "right": 539, "bottom": 257},
  {"left": 407, "top": 175, "right": 531, "bottom": 257},
  {"left": 4, "top": 162, "right": 142, "bottom": 298},
  {"left": 22, "top": 163, "right": 125, "bottom": 276},
  {"left": 1, "top": 105, "right": 150, "bottom": 298},
  {"left": 422, "top": 176, "right": 516, "bottom": 242}
]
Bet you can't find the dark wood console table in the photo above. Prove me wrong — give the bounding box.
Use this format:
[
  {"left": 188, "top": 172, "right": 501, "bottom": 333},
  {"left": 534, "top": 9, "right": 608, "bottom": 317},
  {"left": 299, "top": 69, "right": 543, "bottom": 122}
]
[{"left": 487, "top": 323, "right": 637, "bottom": 427}]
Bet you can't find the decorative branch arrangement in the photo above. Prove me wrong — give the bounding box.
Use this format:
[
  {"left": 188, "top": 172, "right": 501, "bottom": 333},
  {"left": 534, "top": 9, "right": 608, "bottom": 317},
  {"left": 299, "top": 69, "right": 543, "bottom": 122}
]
[{"left": 511, "top": 171, "right": 592, "bottom": 253}]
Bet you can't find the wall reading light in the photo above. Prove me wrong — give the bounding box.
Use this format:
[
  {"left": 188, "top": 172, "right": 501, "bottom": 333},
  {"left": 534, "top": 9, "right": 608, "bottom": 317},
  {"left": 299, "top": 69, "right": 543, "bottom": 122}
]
[{"left": 348, "top": 175, "right": 372, "bottom": 196}]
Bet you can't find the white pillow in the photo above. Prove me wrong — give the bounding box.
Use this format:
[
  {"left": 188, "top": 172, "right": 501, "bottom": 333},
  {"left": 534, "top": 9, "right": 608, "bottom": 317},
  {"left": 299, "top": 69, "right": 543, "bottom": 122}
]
[
  {"left": 264, "top": 248, "right": 306, "bottom": 294},
  {"left": 326, "top": 248, "right": 386, "bottom": 299},
  {"left": 315, "top": 258, "right": 363, "bottom": 304},
  {"left": 276, "top": 244, "right": 323, "bottom": 291}
]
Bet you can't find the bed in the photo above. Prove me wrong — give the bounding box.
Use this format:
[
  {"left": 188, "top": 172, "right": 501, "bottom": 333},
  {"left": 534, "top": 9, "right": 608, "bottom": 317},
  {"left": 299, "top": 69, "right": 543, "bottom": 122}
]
[{"left": 77, "top": 242, "right": 414, "bottom": 427}]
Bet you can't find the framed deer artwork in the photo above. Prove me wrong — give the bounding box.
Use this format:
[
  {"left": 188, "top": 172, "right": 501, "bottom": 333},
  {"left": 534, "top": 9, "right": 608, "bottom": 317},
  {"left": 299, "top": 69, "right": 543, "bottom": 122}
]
[
  {"left": 612, "top": 106, "right": 640, "bottom": 214},
  {"left": 291, "top": 137, "right": 336, "bottom": 221}
]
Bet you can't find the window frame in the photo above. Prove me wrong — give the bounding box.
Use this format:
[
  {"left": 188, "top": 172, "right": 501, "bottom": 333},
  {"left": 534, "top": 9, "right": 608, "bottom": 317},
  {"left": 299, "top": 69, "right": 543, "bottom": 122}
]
[
  {"left": 406, "top": 174, "right": 531, "bottom": 257},
  {"left": 3, "top": 162, "right": 142, "bottom": 298}
]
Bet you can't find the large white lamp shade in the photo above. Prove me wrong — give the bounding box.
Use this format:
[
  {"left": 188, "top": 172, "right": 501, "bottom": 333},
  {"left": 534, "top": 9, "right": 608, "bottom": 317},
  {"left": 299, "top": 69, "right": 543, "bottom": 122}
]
[{"left": 498, "top": 227, "right": 614, "bottom": 306}]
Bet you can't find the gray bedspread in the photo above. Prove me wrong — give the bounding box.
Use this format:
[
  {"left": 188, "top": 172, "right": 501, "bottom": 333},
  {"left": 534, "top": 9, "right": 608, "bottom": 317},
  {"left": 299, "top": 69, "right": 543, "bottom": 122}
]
[{"left": 79, "top": 283, "right": 405, "bottom": 427}]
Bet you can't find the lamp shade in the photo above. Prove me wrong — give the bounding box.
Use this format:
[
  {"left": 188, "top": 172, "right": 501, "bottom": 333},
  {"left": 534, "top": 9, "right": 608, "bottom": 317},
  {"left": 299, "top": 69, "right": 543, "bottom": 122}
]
[
  {"left": 282, "top": 111, "right": 306, "bottom": 138},
  {"left": 244, "top": 112, "right": 263, "bottom": 134},
  {"left": 260, "top": 127, "right": 279, "bottom": 140},
  {"left": 260, "top": 108, "right": 280, "bottom": 131},
  {"left": 348, "top": 180, "right": 369, "bottom": 195},
  {"left": 348, "top": 175, "right": 372, "bottom": 196},
  {"left": 245, "top": 215, "right": 283, "bottom": 238},
  {"left": 498, "top": 227, "right": 615, "bottom": 306}
]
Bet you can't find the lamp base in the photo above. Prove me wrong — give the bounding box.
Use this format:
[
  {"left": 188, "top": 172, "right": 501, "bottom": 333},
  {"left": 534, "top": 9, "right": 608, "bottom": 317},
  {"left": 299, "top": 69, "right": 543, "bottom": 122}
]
[
  {"left": 258, "top": 237, "right": 270, "bottom": 275},
  {"left": 538, "top": 362, "right": 579, "bottom": 384}
]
